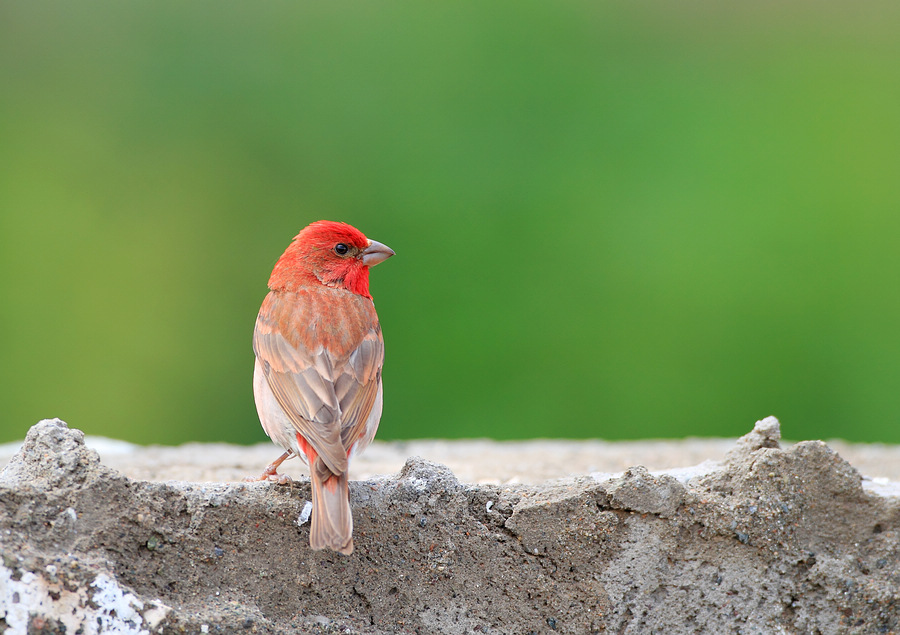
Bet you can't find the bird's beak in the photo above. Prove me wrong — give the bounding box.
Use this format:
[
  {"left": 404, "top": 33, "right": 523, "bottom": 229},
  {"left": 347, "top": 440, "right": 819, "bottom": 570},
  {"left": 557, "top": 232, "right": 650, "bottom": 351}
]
[{"left": 361, "top": 240, "right": 395, "bottom": 266}]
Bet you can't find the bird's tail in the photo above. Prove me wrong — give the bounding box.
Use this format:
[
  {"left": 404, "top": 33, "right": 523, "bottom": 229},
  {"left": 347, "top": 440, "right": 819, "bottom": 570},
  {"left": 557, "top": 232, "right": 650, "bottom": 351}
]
[{"left": 309, "top": 459, "right": 353, "bottom": 555}]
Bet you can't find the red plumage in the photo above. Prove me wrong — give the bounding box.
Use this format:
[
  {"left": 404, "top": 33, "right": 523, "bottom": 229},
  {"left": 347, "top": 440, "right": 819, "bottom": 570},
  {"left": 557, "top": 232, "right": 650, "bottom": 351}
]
[{"left": 252, "top": 220, "right": 394, "bottom": 555}]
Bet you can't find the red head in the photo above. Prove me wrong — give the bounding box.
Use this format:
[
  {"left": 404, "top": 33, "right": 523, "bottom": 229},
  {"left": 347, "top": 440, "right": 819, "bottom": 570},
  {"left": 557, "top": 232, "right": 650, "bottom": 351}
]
[{"left": 268, "top": 221, "right": 394, "bottom": 298}]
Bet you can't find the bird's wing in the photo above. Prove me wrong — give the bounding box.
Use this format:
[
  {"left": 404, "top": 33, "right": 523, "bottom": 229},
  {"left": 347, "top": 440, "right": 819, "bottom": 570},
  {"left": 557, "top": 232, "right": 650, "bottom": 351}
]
[
  {"left": 253, "top": 288, "right": 382, "bottom": 476},
  {"left": 335, "top": 328, "right": 384, "bottom": 449}
]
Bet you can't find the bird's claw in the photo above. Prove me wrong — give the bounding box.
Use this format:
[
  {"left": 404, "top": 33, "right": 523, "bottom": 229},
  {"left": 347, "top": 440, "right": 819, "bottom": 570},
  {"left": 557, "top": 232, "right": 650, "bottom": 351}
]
[
  {"left": 243, "top": 451, "right": 294, "bottom": 484},
  {"left": 242, "top": 470, "right": 293, "bottom": 492},
  {"left": 268, "top": 473, "right": 293, "bottom": 493}
]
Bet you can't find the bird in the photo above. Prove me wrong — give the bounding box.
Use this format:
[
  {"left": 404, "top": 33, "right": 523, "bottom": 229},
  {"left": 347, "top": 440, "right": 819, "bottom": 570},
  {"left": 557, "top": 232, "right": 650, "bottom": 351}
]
[{"left": 250, "top": 220, "right": 394, "bottom": 555}]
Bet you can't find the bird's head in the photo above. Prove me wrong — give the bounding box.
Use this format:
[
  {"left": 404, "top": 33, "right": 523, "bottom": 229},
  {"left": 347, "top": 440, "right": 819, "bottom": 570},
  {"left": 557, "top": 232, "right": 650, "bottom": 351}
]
[{"left": 268, "top": 220, "right": 395, "bottom": 298}]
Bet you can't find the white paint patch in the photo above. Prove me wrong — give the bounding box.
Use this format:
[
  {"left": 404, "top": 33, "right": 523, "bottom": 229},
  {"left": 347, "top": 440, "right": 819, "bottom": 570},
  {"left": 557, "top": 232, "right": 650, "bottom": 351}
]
[
  {"left": 90, "top": 573, "right": 150, "bottom": 634},
  {"left": 143, "top": 600, "right": 171, "bottom": 630},
  {"left": 404, "top": 477, "right": 431, "bottom": 492},
  {"left": 1, "top": 568, "right": 87, "bottom": 634},
  {"left": 0, "top": 564, "right": 170, "bottom": 634}
]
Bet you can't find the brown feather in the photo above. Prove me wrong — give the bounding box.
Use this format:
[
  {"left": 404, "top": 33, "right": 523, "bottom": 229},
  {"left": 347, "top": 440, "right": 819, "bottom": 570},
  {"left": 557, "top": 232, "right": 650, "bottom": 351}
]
[
  {"left": 253, "top": 286, "right": 384, "bottom": 476},
  {"left": 309, "top": 465, "right": 354, "bottom": 555}
]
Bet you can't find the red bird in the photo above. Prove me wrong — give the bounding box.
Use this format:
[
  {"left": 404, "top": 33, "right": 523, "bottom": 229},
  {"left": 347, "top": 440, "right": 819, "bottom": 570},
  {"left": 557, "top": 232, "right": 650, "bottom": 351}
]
[{"left": 251, "top": 221, "right": 394, "bottom": 555}]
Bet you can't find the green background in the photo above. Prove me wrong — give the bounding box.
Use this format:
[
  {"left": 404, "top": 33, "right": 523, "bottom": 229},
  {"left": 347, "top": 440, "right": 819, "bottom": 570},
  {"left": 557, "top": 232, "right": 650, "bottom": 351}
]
[{"left": 2, "top": 1, "right": 899, "bottom": 445}]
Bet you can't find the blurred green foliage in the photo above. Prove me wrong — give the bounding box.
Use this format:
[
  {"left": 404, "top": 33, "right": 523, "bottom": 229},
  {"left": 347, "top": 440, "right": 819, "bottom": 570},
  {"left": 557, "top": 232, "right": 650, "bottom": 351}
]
[{"left": 1, "top": 1, "right": 899, "bottom": 445}]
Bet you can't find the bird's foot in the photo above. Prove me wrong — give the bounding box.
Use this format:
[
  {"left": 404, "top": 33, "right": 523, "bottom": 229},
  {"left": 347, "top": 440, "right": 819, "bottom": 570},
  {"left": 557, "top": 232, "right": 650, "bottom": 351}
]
[
  {"left": 268, "top": 472, "right": 293, "bottom": 493},
  {"left": 243, "top": 450, "right": 294, "bottom": 485}
]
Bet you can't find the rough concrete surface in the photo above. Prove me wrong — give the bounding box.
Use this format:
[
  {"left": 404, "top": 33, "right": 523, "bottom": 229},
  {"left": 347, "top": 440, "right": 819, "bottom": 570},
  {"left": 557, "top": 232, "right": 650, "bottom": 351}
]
[{"left": 1, "top": 418, "right": 898, "bottom": 634}]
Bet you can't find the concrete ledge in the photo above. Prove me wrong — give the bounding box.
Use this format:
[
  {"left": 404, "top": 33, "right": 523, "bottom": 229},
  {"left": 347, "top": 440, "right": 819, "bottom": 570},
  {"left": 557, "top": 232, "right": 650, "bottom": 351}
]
[{"left": 1, "top": 418, "right": 898, "bottom": 634}]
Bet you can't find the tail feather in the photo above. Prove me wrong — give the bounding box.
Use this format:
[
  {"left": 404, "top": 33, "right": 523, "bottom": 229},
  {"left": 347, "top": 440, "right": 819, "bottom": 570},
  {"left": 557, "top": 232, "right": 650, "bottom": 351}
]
[{"left": 309, "top": 459, "right": 353, "bottom": 555}]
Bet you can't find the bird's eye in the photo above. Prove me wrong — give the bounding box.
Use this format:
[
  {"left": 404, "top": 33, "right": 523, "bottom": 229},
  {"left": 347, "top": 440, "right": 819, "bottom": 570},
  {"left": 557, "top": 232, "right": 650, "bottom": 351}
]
[{"left": 334, "top": 243, "right": 350, "bottom": 256}]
